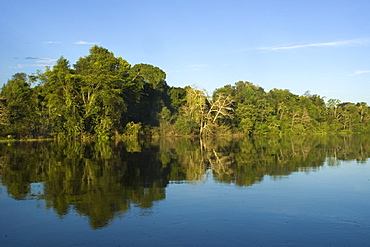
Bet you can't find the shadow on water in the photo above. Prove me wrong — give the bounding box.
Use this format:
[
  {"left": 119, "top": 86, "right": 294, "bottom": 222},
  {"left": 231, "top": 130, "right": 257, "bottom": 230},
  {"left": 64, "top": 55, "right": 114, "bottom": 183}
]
[{"left": 0, "top": 134, "right": 369, "bottom": 229}]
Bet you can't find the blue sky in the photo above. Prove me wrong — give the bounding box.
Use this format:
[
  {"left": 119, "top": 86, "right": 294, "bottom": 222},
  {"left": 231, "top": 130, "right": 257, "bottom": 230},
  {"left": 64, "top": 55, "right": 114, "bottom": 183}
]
[{"left": 1, "top": 0, "right": 370, "bottom": 103}]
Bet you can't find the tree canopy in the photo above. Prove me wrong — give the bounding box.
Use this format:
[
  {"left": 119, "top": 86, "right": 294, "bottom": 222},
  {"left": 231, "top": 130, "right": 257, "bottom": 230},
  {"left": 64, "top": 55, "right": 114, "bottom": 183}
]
[{"left": 1, "top": 46, "right": 370, "bottom": 140}]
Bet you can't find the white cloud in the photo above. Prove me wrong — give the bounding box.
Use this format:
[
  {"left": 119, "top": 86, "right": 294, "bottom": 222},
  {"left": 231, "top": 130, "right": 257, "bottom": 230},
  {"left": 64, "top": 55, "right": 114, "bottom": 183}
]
[
  {"left": 319, "top": 90, "right": 345, "bottom": 93},
  {"left": 258, "top": 38, "right": 369, "bottom": 51},
  {"left": 8, "top": 57, "right": 56, "bottom": 69},
  {"left": 33, "top": 64, "right": 52, "bottom": 67},
  {"left": 166, "top": 64, "right": 210, "bottom": 73},
  {"left": 44, "top": 41, "right": 61, "bottom": 44},
  {"left": 165, "top": 69, "right": 184, "bottom": 73},
  {"left": 75, "top": 40, "right": 100, "bottom": 45},
  {"left": 9, "top": 64, "right": 24, "bottom": 69},
  {"left": 188, "top": 64, "right": 208, "bottom": 68},
  {"left": 350, "top": 70, "right": 370, "bottom": 76},
  {"left": 187, "top": 64, "right": 209, "bottom": 71},
  {"left": 36, "top": 58, "right": 57, "bottom": 64}
]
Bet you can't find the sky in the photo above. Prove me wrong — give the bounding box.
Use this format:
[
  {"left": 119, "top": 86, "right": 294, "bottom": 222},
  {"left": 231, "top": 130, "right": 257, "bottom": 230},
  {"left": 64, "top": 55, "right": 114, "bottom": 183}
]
[{"left": 1, "top": 0, "right": 370, "bottom": 103}]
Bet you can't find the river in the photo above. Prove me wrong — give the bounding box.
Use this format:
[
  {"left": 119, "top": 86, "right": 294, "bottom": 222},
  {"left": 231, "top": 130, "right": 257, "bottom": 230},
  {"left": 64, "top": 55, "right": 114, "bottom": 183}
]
[{"left": 0, "top": 135, "right": 369, "bottom": 246}]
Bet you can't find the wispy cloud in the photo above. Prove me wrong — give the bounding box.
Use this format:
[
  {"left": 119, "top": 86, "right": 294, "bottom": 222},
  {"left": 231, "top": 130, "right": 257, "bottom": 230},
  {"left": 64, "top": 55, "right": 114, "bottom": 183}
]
[
  {"left": 36, "top": 58, "right": 57, "bottom": 64},
  {"left": 319, "top": 90, "right": 345, "bottom": 93},
  {"left": 9, "top": 64, "right": 53, "bottom": 69},
  {"left": 8, "top": 57, "right": 57, "bottom": 69},
  {"left": 13, "top": 57, "right": 56, "bottom": 63},
  {"left": 188, "top": 64, "right": 209, "bottom": 71},
  {"left": 75, "top": 40, "right": 100, "bottom": 45},
  {"left": 165, "top": 69, "right": 184, "bottom": 73},
  {"left": 258, "top": 39, "right": 369, "bottom": 51},
  {"left": 350, "top": 70, "right": 370, "bottom": 76},
  {"left": 9, "top": 64, "right": 25, "bottom": 69},
  {"left": 44, "top": 41, "right": 61, "bottom": 44},
  {"left": 166, "top": 64, "right": 210, "bottom": 74}
]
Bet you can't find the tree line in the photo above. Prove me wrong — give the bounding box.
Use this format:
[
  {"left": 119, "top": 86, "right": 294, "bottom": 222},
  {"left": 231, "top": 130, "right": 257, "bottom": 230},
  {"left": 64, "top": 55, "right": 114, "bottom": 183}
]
[{"left": 1, "top": 46, "right": 370, "bottom": 139}]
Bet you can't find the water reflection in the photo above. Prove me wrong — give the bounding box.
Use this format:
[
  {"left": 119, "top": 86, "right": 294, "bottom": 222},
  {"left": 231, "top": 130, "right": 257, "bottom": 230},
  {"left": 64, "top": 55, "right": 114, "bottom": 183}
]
[{"left": 0, "top": 135, "right": 369, "bottom": 229}]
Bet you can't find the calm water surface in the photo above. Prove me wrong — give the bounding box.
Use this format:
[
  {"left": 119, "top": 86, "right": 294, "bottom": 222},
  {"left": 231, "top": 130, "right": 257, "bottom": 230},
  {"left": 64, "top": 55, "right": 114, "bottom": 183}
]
[{"left": 0, "top": 136, "right": 369, "bottom": 246}]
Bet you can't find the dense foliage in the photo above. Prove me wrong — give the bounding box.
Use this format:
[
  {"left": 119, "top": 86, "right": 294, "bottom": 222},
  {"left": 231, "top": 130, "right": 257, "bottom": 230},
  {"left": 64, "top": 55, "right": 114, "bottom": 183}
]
[{"left": 1, "top": 46, "right": 370, "bottom": 139}]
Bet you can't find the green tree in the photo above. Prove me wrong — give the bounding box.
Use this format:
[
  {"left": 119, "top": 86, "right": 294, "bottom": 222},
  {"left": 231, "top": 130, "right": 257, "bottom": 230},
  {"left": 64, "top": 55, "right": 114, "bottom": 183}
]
[
  {"left": 74, "top": 46, "right": 130, "bottom": 139},
  {"left": 0, "top": 73, "right": 38, "bottom": 138},
  {"left": 175, "top": 86, "right": 234, "bottom": 136},
  {"left": 129, "top": 64, "right": 169, "bottom": 126},
  {"left": 41, "top": 57, "right": 83, "bottom": 138},
  {"left": 168, "top": 86, "right": 187, "bottom": 114}
]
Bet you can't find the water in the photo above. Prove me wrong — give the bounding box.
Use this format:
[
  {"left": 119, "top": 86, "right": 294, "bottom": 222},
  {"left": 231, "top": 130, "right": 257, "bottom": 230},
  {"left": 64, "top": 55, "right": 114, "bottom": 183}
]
[{"left": 0, "top": 136, "right": 369, "bottom": 246}]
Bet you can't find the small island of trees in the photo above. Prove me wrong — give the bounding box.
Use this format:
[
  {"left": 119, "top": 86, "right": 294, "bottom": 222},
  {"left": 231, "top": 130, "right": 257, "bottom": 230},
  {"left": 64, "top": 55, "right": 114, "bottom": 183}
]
[{"left": 1, "top": 46, "right": 369, "bottom": 140}]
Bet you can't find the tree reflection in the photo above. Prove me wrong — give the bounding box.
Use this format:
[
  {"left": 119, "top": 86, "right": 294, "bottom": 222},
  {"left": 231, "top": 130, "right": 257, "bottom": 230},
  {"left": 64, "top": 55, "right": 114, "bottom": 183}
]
[
  {"left": 0, "top": 135, "right": 370, "bottom": 229},
  {"left": 0, "top": 140, "right": 167, "bottom": 229}
]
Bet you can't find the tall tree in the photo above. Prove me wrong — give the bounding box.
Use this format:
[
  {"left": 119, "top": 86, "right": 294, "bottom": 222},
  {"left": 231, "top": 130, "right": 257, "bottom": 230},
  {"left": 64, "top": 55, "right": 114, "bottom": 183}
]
[
  {"left": 42, "top": 57, "right": 82, "bottom": 138},
  {"left": 0, "top": 73, "right": 38, "bottom": 138},
  {"left": 129, "top": 64, "right": 169, "bottom": 126},
  {"left": 176, "top": 86, "right": 234, "bottom": 136},
  {"left": 74, "top": 46, "right": 130, "bottom": 139}
]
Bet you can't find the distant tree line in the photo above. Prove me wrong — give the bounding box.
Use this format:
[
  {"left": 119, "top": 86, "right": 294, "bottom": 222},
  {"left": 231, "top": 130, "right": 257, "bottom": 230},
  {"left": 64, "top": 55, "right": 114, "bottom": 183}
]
[{"left": 1, "top": 46, "right": 370, "bottom": 139}]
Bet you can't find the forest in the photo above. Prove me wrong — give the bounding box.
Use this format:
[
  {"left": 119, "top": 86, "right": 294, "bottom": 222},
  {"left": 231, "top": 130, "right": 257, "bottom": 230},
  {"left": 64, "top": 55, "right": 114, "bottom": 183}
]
[{"left": 1, "top": 46, "right": 370, "bottom": 140}]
